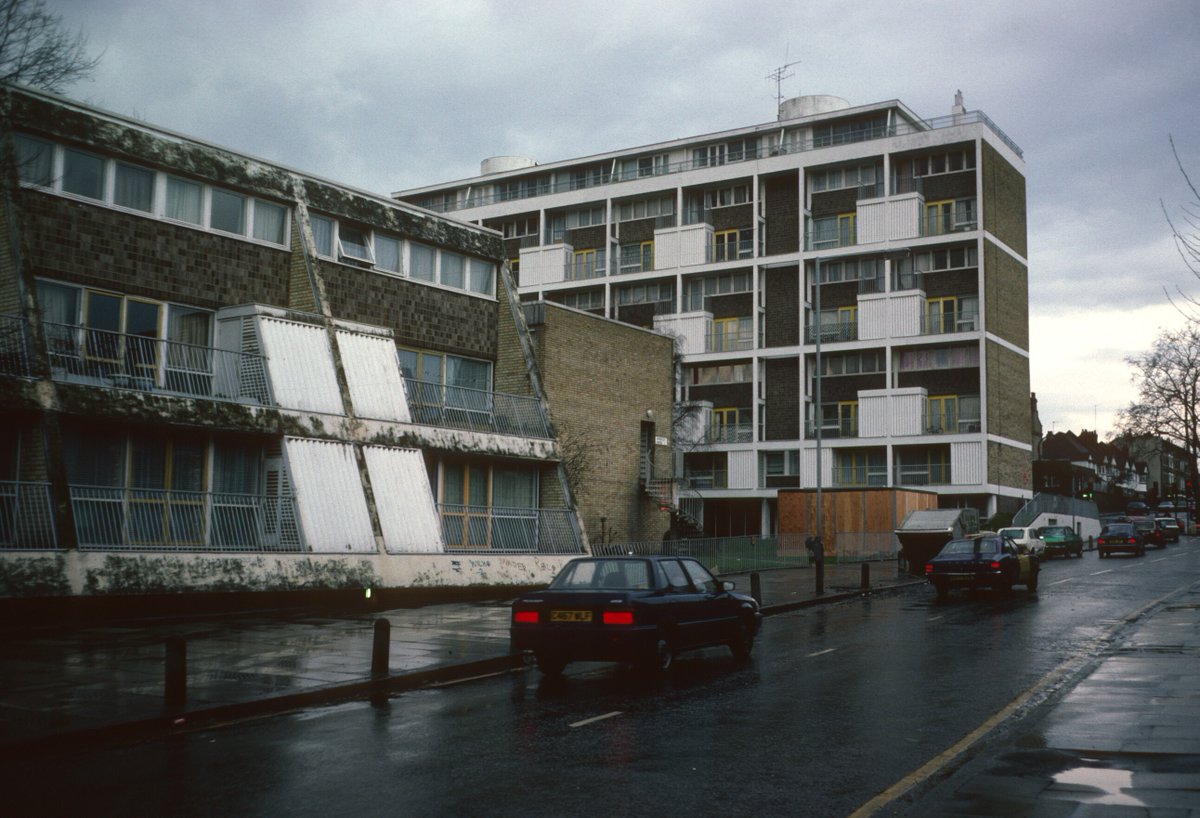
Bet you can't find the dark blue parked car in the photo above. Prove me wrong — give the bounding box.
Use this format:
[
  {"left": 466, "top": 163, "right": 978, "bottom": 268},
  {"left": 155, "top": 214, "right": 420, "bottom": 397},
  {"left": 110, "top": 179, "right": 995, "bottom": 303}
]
[{"left": 925, "top": 533, "right": 1039, "bottom": 600}]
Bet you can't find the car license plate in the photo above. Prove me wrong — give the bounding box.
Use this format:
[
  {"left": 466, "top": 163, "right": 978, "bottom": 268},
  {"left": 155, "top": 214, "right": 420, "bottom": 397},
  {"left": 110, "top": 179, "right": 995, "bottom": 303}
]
[{"left": 550, "top": 610, "right": 592, "bottom": 623}]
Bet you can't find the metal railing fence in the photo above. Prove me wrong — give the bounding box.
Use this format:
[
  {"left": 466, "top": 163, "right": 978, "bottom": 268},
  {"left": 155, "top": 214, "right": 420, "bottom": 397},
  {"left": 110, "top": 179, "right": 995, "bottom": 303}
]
[
  {"left": 595, "top": 532, "right": 899, "bottom": 574},
  {"left": 403, "top": 379, "right": 551, "bottom": 439},
  {"left": 0, "top": 313, "right": 35, "bottom": 377},
  {"left": 0, "top": 481, "right": 58, "bottom": 549},
  {"left": 41, "top": 322, "right": 272, "bottom": 405},
  {"left": 437, "top": 504, "right": 583, "bottom": 554},
  {"left": 70, "top": 486, "right": 302, "bottom": 552}
]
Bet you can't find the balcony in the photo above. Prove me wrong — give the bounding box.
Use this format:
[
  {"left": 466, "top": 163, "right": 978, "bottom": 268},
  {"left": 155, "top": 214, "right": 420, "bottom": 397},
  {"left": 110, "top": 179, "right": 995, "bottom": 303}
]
[
  {"left": 705, "top": 329, "right": 754, "bottom": 353},
  {"left": 417, "top": 110, "right": 1022, "bottom": 215},
  {"left": 805, "top": 323, "right": 859, "bottom": 343},
  {"left": 708, "top": 239, "right": 754, "bottom": 263},
  {"left": 70, "top": 486, "right": 303, "bottom": 552},
  {"left": 685, "top": 468, "right": 728, "bottom": 490},
  {"left": 438, "top": 504, "right": 582, "bottom": 554},
  {"left": 706, "top": 422, "right": 753, "bottom": 444},
  {"left": 0, "top": 314, "right": 34, "bottom": 377},
  {"left": 0, "top": 481, "right": 57, "bottom": 549},
  {"left": 806, "top": 225, "right": 857, "bottom": 251},
  {"left": 920, "top": 310, "right": 978, "bottom": 335},
  {"left": 895, "top": 463, "right": 952, "bottom": 486},
  {"left": 806, "top": 417, "right": 859, "bottom": 440},
  {"left": 922, "top": 213, "right": 977, "bottom": 237},
  {"left": 831, "top": 467, "right": 887, "bottom": 487},
  {"left": 565, "top": 256, "right": 608, "bottom": 281},
  {"left": 403, "top": 378, "right": 552, "bottom": 439},
  {"left": 41, "top": 322, "right": 272, "bottom": 405}
]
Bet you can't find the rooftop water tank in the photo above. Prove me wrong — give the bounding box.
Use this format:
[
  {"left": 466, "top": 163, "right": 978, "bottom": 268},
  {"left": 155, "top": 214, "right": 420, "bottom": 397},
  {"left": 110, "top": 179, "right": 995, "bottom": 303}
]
[
  {"left": 778, "top": 95, "right": 851, "bottom": 121},
  {"left": 481, "top": 156, "right": 537, "bottom": 175}
]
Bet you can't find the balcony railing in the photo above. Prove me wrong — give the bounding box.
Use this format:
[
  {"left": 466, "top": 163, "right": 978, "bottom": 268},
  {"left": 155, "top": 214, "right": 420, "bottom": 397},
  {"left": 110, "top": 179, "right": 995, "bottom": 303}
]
[
  {"left": 806, "top": 323, "right": 859, "bottom": 343},
  {"left": 42, "top": 322, "right": 272, "bottom": 405},
  {"left": 565, "top": 257, "right": 608, "bottom": 280},
  {"left": 923, "top": 409, "right": 982, "bottom": 435},
  {"left": 920, "top": 310, "right": 978, "bottom": 335},
  {"left": 896, "top": 464, "right": 952, "bottom": 486},
  {"left": 438, "top": 504, "right": 583, "bottom": 554},
  {"left": 708, "top": 239, "right": 754, "bottom": 263},
  {"left": 0, "top": 481, "right": 57, "bottom": 549},
  {"left": 0, "top": 313, "right": 34, "bottom": 377},
  {"left": 403, "top": 378, "right": 552, "bottom": 439},
  {"left": 923, "top": 215, "right": 978, "bottom": 237},
  {"left": 70, "top": 486, "right": 302, "bottom": 552},
  {"left": 806, "top": 227, "right": 857, "bottom": 251},
  {"left": 806, "top": 418, "right": 859, "bottom": 439},
  {"left": 706, "top": 422, "right": 753, "bottom": 444},
  {"left": 832, "top": 468, "right": 887, "bottom": 487},
  {"left": 417, "top": 110, "right": 1021, "bottom": 215},
  {"left": 705, "top": 330, "right": 754, "bottom": 353}
]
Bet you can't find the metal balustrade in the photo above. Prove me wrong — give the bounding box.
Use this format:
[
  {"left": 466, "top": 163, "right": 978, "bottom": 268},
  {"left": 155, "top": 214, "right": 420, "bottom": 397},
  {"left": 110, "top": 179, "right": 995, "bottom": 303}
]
[
  {"left": 705, "top": 422, "right": 754, "bottom": 444},
  {"left": 805, "top": 323, "right": 859, "bottom": 343},
  {"left": 70, "top": 486, "right": 302, "bottom": 552},
  {"left": 0, "top": 314, "right": 34, "bottom": 377},
  {"left": 0, "top": 481, "right": 57, "bottom": 549},
  {"left": 418, "top": 110, "right": 1021, "bottom": 214},
  {"left": 41, "top": 322, "right": 272, "bottom": 405},
  {"left": 403, "top": 379, "right": 552, "bottom": 439},
  {"left": 704, "top": 331, "right": 754, "bottom": 353},
  {"left": 438, "top": 504, "right": 583, "bottom": 554}
]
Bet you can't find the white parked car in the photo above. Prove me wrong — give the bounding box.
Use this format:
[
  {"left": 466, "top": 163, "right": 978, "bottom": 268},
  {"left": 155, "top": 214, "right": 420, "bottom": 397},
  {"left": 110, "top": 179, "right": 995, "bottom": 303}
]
[{"left": 999, "top": 526, "right": 1045, "bottom": 556}]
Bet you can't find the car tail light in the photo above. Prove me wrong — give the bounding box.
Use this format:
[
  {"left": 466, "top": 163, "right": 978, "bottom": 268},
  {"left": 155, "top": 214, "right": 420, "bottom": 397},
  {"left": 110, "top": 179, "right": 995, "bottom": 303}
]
[
  {"left": 513, "top": 610, "right": 539, "bottom": 624},
  {"left": 602, "top": 610, "right": 634, "bottom": 626},
  {"left": 990, "top": 561, "right": 1002, "bottom": 570},
  {"left": 924, "top": 563, "right": 933, "bottom": 575},
  {"left": 1127, "top": 537, "right": 1136, "bottom": 544}
]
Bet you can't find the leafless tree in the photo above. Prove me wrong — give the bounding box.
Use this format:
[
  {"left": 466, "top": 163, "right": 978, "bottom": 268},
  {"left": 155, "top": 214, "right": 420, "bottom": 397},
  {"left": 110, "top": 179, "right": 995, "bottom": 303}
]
[
  {"left": 1116, "top": 324, "right": 1200, "bottom": 490},
  {"left": 1163, "top": 136, "right": 1200, "bottom": 319},
  {"left": 0, "top": 0, "right": 98, "bottom": 92}
]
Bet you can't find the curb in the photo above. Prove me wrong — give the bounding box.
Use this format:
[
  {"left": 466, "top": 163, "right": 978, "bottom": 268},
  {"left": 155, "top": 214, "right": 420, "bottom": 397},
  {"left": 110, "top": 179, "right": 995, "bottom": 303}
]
[{"left": 0, "top": 577, "right": 926, "bottom": 760}]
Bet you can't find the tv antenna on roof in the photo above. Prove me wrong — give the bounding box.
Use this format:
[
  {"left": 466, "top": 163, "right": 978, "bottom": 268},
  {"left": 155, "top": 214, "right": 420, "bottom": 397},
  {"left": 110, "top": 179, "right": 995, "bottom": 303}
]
[{"left": 767, "top": 58, "right": 802, "bottom": 108}]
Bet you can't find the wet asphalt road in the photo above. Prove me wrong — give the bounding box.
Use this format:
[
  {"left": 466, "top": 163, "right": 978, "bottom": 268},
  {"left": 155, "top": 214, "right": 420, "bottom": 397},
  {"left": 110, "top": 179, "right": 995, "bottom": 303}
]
[{"left": 8, "top": 542, "right": 1198, "bottom": 817}]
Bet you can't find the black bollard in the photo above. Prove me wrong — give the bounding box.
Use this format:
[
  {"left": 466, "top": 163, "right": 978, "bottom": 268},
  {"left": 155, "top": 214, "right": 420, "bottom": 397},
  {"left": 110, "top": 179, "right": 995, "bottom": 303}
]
[
  {"left": 861, "top": 562, "right": 870, "bottom": 590},
  {"left": 371, "top": 618, "right": 391, "bottom": 678},
  {"left": 750, "top": 571, "right": 762, "bottom": 606},
  {"left": 165, "top": 635, "right": 186, "bottom": 712},
  {"left": 814, "top": 560, "right": 824, "bottom": 595}
]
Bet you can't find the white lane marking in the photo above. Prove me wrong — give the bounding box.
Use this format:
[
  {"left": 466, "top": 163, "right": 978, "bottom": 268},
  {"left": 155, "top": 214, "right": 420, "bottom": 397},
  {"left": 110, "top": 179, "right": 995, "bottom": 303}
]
[
  {"left": 927, "top": 614, "right": 945, "bottom": 622},
  {"left": 570, "top": 711, "right": 623, "bottom": 728},
  {"left": 806, "top": 648, "right": 837, "bottom": 658},
  {"left": 1051, "top": 577, "right": 1075, "bottom": 585},
  {"left": 1091, "top": 569, "right": 1113, "bottom": 575}
]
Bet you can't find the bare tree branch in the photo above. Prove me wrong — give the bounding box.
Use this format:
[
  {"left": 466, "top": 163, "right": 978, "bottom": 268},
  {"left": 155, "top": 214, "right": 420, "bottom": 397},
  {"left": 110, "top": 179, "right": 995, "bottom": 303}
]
[{"left": 0, "top": 0, "right": 98, "bottom": 93}]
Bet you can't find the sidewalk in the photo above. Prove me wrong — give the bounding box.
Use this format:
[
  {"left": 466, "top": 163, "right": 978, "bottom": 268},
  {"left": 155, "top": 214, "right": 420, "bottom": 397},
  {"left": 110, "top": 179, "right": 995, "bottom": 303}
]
[{"left": 0, "top": 560, "right": 913, "bottom": 757}]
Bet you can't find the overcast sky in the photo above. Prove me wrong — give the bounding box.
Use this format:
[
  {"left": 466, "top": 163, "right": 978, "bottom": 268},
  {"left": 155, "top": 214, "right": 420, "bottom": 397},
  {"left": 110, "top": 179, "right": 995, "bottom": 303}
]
[{"left": 43, "top": 0, "right": 1200, "bottom": 439}]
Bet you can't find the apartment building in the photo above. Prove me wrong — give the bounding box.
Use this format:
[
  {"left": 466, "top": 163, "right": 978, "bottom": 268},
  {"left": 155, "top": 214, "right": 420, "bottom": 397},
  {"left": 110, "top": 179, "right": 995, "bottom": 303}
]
[
  {"left": 0, "top": 85, "right": 583, "bottom": 600},
  {"left": 397, "top": 92, "right": 1032, "bottom": 536}
]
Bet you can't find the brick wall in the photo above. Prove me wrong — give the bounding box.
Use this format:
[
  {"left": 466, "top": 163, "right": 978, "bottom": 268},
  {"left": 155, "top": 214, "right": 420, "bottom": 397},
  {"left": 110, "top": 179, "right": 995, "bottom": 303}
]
[
  {"left": 764, "top": 357, "right": 800, "bottom": 440},
  {"left": 981, "top": 142, "right": 1028, "bottom": 258},
  {"left": 983, "top": 239, "right": 1029, "bottom": 350},
  {"left": 985, "top": 340, "right": 1031, "bottom": 444},
  {"left": 763, "top": 264, "right": 800, "bottom": 347},
  {"left": 530, "top": 303, "right": 673, "bottom": 544},
  {"left": 763, "top": 174, "right": 799, "bottom": 255}
]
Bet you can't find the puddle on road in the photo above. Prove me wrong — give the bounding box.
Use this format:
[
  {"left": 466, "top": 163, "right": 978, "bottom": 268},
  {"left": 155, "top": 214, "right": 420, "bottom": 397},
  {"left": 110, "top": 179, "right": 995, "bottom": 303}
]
[{"left": 1052, "top": 765, "right": 1146, "bottom": 806}]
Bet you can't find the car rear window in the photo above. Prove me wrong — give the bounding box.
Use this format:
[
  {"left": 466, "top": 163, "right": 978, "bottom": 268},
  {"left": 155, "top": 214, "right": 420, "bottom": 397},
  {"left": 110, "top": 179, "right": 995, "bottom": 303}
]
[
  {"left": 999, "top": 528, "right": 1024, "bottom": 539},
  {"left": 551, "top": 559, "right": 652, "bottom": 590},
  {"left": 942, "top": 538, "right": 998, "bottom": 555},
  {"left": 1104, "top": 524, "right": 1135, "bottom": 535}
]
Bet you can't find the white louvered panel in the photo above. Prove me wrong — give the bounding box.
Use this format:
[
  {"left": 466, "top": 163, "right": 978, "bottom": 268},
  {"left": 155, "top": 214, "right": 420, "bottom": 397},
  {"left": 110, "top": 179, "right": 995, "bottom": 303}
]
[
  {"left": 363, "top": 446, "right": 443, "bottom": 553},
  {"left": 654, "top": 312, "right": 710, "bottom": 356},
  {"left": 858, "top": 391, "right": 889, "bottom": 438},
  {"left": 256, "top": 317, "right": 343, "bottom": 414},
  {"left": 892, "top": 389, "right": 927, "bottom": 436},
  {"left": 284, "top": 438, "right": 376, "bottom": 553},
  {"left": 951, "top": 441, "right": 984, "bottom": 486},
  {"left": 858, "top": 294, "right": 888, "bottom": 341},
  {"left": 890, "top": 291, "right": 924, "bottom": 338},
  {"left": 335, "top": 330, "right": 411, "bottom": 422},
  {"left": 856, "top": 199, "right": 889, "bottom": 244},
  {"left": 727, "top": 450, "right": 757, "bottom": 490}
]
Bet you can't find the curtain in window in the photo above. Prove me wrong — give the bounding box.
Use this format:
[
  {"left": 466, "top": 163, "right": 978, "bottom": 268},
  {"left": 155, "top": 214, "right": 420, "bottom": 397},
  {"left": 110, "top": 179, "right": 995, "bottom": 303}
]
[
  {"left": 310, "top": 215, "right": 333, "bottom": 256},
  {"left": 441, "top": 253, "right": 465, "bottom": 288},
  {"left": 114, "top": 164, "right": 154, "bottom": 212},
  {"left": 14, "top": 135, "right": 52, "bottom": 185},
  {"left": 62, "top": 149, "right": 103, "bottom": 199},
  {"left": 166, "top": 177, "right": 202, "bottom": 224},
  {"left": 410, "top": 244, "right": 436, "bottom": 281},
  {"left": 210, "top": 189, "right": 245, "bottom": 234},
  {"left": 445, "top": 356, "right": 489, "bottom": 391},
  {"left": 213, "top": 443, "right": 260, "bottom": 494},
  {"left": 253, "top": 201, "right": 286, "bottom": 244},
  {"left": 469, "top": 259, "right": 494, "bottom": 294},
  {"left": 376, "top": 236, "right": 401, "bottom": 272},
  {"left": 492, "top": 467, "right": 535, "bottom": 508}
]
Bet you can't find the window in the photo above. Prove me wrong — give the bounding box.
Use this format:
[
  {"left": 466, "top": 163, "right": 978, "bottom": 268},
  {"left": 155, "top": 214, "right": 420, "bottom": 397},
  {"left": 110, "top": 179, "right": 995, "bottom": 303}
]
[
  {"left": 410, "top": 243, "right": 436, "bottom": 281},
  {"left": 253, "top": 200, "right": 287, "bottom": 244},
  {"left": 13, "top": 134, "right": 52, "bottom": 186},
  {"left": 561, "top": 289, "right": 604, "bottom": 311},
  {"left": 710, "top": 317, "right": 752, "bottom": 352},
  {"left": 61, "top": 148, "right": 104, "bottom": 199},
  {"left": 441, "top": 252, "right": 465, "bottom": 288},
  {"left": 710, "top": 407, "right": 747, "bottom": 442},
  {"left": 439, "top": 461, "right": 537, "bottom": 549},
  {"left": 166, "top": 177, "right": 203, "bottom": 225},
  {"left": 210, "top": 189, "right": 246, "bottom": 235},
  {"left": 683, "top": 272, "right": 751, "bottom": 311},
  {"left": 376, "top": 235, "right": 402, "bottom": 273},
  {"left": 638, "top": 154, "right": 669, "bottom": 177},
  {"left": 571, "top": 248, "right": 603, "bottom": 280},
  {"left": 691, "top": 362, "right": 751, "bottom": 385},
  {"left": 925, "top": 199, "right": 976, "bottom": 235},
  {"left": 114, "top": 162, "right": 154, "bottom": 212},
  {"left": 619, "top": 241, "right": 654, "bottom": 273},
  {"left": 927, "top": 396, "right": 958, "bottom": 433},
  {"left": 898, "top": 345, "right": 979, "bottom": 371},
  {"left": 310, "top": 215, "right": 334, "bottom": 257},
  {"left": 926, "top": 297, "right": 956, "bottom": 334},
  {"left": 338, "top": 224, "right": 373, "bottom": 263},
  {"left": 823, "top": 350, "right": 885, "bottom": 376},
  {"left": 617, "top": 196, "right": 674, "bottom": 222}
]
